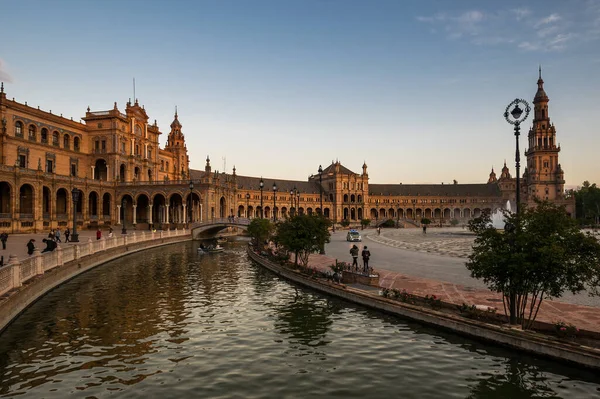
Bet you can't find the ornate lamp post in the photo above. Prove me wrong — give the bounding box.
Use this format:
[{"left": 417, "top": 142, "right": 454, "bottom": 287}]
[
  {"left": 395, "top": 199, "right": 400, "bottom": 228},
  {"left": 289, "top": 188, "right": 294, "bottom": 217},
  {"left": 71, "top": 188, "right": 80, "bottom": 242},
  {"left": 318, "top": 165, "right": 323, "bottom": 216},
  {"left": 272, "top": 182, "right": 278, "bottom": 221},
  {"left": 121, "top": 198, "right": 127, "bottom": 234},
  {"left": 246, "top": 193, "right": 250, "bottom": 218},
  {"left": 504, "top": 99, "right": 530, "bottom": 216},
  {"left": 188, "top": 180, "right": 194, "bottom": 228},
  {"left": 375, "top": 199, "right": 379, "bottom": 224},
  {"left": 259, "top": 177, "right": 264, "bottom": 219}
]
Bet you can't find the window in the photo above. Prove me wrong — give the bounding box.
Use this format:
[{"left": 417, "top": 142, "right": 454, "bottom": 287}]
[
  {"left": 101, "top": 140, "right": 106, "bottom": 151},
  {"left": 135, "top": 125, "right": 142, "bottom": 135},
  {"left": 148, "top": 148, "right": 152, "bottom": 159},
  {"left": 121, "top": 142, "right": 126, "bottom": 153},
  {"left": 97, "top": 123, "right": 103, "bottom": 129},
  {"left": 63, "top": 134, "right": 70, "bottom": 149},
  {"left": 41, "top": 128, "right": 48, "bottom": 143},
  {"left": 160, "top": 160, "right": 164, "bottom": 171},
  {"left": 95, "top": 140, "right": 100, "bottom": 151},
  {"left": 74, "top": 137, "right": 80, "bottom": 151},
  {"left": 46, "top": 160, "right": 53, "bottom": 173},
  {"left": 28, "top": 125, "right": 36, "bottom": 141},
  {"left": 135, "top": 144, "right": 139, "bottom": 155},
  {"left": 15, "top": 121, "right": 23, "bottom": 137},
  {"left": 52, "top": 131, "right": 59, "bottom": 146},
  {"left": 71, "top": 164, "right": 77, "bottom": 177},
  {"left": 18, "top": 154, "right": 27, "bottom": 168}
]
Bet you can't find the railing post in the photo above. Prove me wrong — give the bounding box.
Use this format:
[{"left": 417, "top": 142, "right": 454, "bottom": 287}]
[
  {"left": 160, "top": 231, "right": 164, "bottom": 239},
  {"left": 57, "top": 246, "right": 63, "bottom": 266},
  {"left": 141, "top": 231, "right": 146, "bottom": 241},
  {"left": 131, "top": 231, "right": 136, "bottom": 243},
  {"left": 34, "top": 249, "right": 43, "bottom": 275},
  {"left": 101, "top": 237, "right": 106, "bottom": 251},
  {"left": 8, "top": 255, "right": 21, "bottom": 289},
  {"left": 88, "top": 238, "right": 93, "bottom": 254},
  {"left": 74, "top": 245, "right": 80, "bottom": 260}
]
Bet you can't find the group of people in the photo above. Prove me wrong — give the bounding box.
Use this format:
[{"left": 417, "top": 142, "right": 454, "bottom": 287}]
[{"left": 349, "top": 244, "right": 371, "bottom": 274}]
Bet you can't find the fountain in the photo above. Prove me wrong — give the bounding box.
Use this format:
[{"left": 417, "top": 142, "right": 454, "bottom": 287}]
[{"left": 491, "top": 200, "right": 512, "bottom": 229}]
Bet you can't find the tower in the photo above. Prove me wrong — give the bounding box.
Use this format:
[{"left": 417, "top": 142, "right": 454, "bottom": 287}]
[
  {"left": 164, "top": 108, "right": 190, "bottom": 180},
  {"left": 524, "top": 68, "right": 565, "bottom": 201}
]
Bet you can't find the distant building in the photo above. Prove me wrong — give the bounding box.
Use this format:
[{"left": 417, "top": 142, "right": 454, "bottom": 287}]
[{"left": 0, "top": 71, "right": 574, "bottom": 233}]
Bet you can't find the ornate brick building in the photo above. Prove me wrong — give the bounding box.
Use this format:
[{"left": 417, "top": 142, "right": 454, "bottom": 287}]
[{"left": 0, "top": 72, "right": 574, "bottom": 233}]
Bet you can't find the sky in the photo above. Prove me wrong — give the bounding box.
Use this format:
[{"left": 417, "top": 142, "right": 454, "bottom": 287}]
[{"left": 1, "top": 0, "right": 599, "bottom": 187}]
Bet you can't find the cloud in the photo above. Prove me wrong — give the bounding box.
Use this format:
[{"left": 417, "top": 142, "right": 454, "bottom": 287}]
[
  {"left": 416, "top": 10, "right": 485, "bottom": 39},
  {"left": 0, "top": 59, "right": 13, "bottom": 83},
  {"left": 535, "top": 13, "right": 561, "bottom": 28},
  {"left": 511, "top": 8, "right": 531, "bottom": 21}
]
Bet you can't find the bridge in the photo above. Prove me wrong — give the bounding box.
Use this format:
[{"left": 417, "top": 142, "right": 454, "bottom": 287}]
[{"left": 190, "top": 217, "right": 251, "bottom": 240}]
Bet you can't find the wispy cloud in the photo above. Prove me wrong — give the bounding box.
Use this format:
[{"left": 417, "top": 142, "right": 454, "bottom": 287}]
[
  {"left": 416, "top": 5, "right": 596, "bottom": 53},
  {"left": 0, "top": 59, "right": 13, "bottom": 83}
]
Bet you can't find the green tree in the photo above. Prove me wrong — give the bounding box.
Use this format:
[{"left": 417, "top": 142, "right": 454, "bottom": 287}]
[
  {"left": 574, "top": 181, "right": 600, "bottom": 226},
  {"left": 420, "top": 218, "right": 431, "bottom": 225},
  {"left": 275, "top": 214, "right": 331, "bottom": 267},
  {"left": 450, "top": 218, "right": 460, "bottom": 227},
  {"left": 467, "top": 201, "right": 600, "bottom": 328},
  {"left": 340, "top": 219, "right": 350, "bottom": 228},
  {"left": 247, "top": 218, "right": 274, "bottom": 249},
  {"left": 360, "top": 218, "right": 371, "bottom": 230}
]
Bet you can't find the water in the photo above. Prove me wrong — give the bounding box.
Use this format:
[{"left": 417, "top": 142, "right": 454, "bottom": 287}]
[
  {"left": 0, "top": 242, "right": 599, "bottom": 398},
  {"left": 491, "top": 200, "right": 512, "bottom": 229}
]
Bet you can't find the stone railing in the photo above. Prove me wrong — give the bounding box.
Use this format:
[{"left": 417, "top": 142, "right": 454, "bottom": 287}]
[{"left": 0, "top": 228, "right": 190, "bottom": 297}]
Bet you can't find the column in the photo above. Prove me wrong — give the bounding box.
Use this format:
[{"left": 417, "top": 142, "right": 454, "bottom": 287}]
[
  {"left": 165, "top": 205, "right": 170, "bottom": 223},
  {"left": 183, "top": 204, "right": 187, "bottom": 223},
  {"left": 132, "top": 204, "right": 137, "bottom": 225},
  {"left": 116, "top": 205, "right": 121, "bottom": 224},
  {"left": 148, "top": 203, "right": 153, "bottom": 224},
  {"left": 106, "top": 165, "right": 110, "bottom": 182},
  {"left": 91, "top": 166, "right": 95, "bottom": 179}
]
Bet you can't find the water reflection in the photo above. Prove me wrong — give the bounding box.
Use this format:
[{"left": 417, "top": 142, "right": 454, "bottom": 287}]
[{"left": 0, "top": 241, "right": 599, "bottom": 398}]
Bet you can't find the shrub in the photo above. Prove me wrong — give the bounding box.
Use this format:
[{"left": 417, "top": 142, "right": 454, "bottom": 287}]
[
  {"left": 424, "top": 294, "right": 442, "bottom": 310},
  {"left": 555, "top": 321, "right": 579, "bottom": 339},
  {"left": 381, "top": 219, "right": 396, "bottom": 228}
]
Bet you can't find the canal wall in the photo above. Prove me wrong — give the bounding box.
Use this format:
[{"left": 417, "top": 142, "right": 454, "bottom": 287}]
[
  {"left": 247, "top": 248, "right": 600, "bottom": 370},
  {"left": 0, "top": 230, "right": 191, "bottom": 333}
]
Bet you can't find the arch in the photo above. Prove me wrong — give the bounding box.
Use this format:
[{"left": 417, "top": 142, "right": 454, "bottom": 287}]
[
  {"left": 264, "top": 206, "right": 271, "bottom": 219},
  {"left": 74, "top": 136, "right": 80, "bottom": 151},
  {"left": 357, "top": 194, "right": 362, "bottom": 203},
  {"left": 379, "top": 208, "right": 386, "bottom": 218},
  {"left": 343, "top": 194, "right": 349, "bottom": 203},
  {"left": 168, "top": 193, "right": 184, "bottom": 224},
  {"left": 350, "top": 208, "right": 356, "bottom": 220},
  {"left": 433, "top": 208, "right": 441, "bottom": 218},
  {"left": 88, "top": 191, "right": 99, "bottom": 219},
  {"left": 0, "top": 182, "right": 12, "bottom": 215},
  {"left": 324, "top": 208, "right": 330, "bottom": 218},
  {"left": 370, "top": 208, "right": 377, "bottom": 219},
  {"left": 219, "top": 196, "right": 226, "bottom": 218},
  {"left": 121, "top": 194, "right": 135, "bottom": 225},
  {"left": 329, "top": 193, "right": 334, "bottom": 202},
  {"left": 41, "top": 128, "right": 48, "bottom": 143},
  {"left": 152, "top": 193, "right": 167, "bottom": 224},
  {"left": 19, "top": 184, "right": 34, "bottom": 216},
  {"left": 307, "top": 207, "right": 313, "bottom": 216},
  {"left": 52, "top": 131, "right": 59, "bottom": 146},
  {"left": 94, "top": 159, "right": 108, "bottom": 181},
  {"left": 350, "top": 194, "right": 356, "bottom": 203},
  {"left": 42, "top": 186, "right": 51, "bottom": 220},
  {"left": 247, "top": 205, "right": 254, "bottom": 218},
  {"left": 298, "top": 207, "right": 304, "bottom": 216},
  {"left": 473, "top": 208, "right": 482, "bottom": 218},
  {"left": 28, "top": 124, "right": 36, "bottom": 141},
  {"left": 119, "top": 164, "right": 126, "bottom": 182},
  {"left": 134, "top": 166, "right": 141, "bottom": 181},
  {"left": 63, "top": 134, "right": 70, "bottom": 149},
  {"left": 102, "top": 193, "right": 111, "bottom": 219},
  {"left": 406, "top": 208, "right": 413, "bottom": 219},
  {"left": 136, "top": 194, "right": 150, "bottom": 224},
  {"left": 443, "top": 208, "right": 452, "bottom": 219},
  {"left": 463, "top": 208, "right": 472, "bottom": 219},
  {"left": 357, "top": 208, "right": 363, "bottom": 220},
  {"left": 453, "top": 208, "right": 461, "bottom": 219},
  {"left": 388, "top": 208, "right": 395, "bottom": 218},
  {"left": 56, "top": 188, "right": 69, "bottom": 218},
  {"left": 416, "top": 208, "right": 423, "bottom": 218},
  {"left": 238, "top": 205, "right": 244, "bottom": 217},
  {"left": 15, "top": 121, "right": 23, "bottom": 137}
]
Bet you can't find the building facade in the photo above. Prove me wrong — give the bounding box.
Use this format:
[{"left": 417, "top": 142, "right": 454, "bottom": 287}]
[{"left": 0, "top": 73, "right": 574, "bottom": 233}]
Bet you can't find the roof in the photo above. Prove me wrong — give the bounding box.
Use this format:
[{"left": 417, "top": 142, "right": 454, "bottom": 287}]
[
  {"left": 368, "top": 183, "right": 501, "bottom": 197},
  {"left": 235, "top": 174, "right": 323, "bottom": 194},
  {"left": 321, "top": 162, "right": 358, "bottom": 176}
]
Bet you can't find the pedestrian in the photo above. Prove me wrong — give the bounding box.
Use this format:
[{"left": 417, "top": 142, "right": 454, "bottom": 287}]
[
  {"left": 377, "top": 227, "right": 381, "bottom": 236},
  {"left": 96, "top": 228, "right": 102, "bottom": 240},
  {"left": 65, "top": 227, "right": 70, "bottom": 242},
  {"left": 41, "top": 238, "right": 57, "bottom": 253},
  {"left": 55, "top": 228, "right": 61, "bottom": 243},
  {"left": 26, "top": 239, "right": 36, "bottom": 256},
  {"left": 361, "top": 245, "right": 371, "bottom": 273},
  {"left": 48, "top": 229, "right": 55, "bottom": 241},
  {"left": 350, "top": 244, "right": 359, "bottom": 270},
  {"left": 0, "top": 255, "right": 3, "bottom": 267},
  {"left": 0, "top": 232, "right": 8, "bottom": 250},
  {"left": 422, "top": 224, "right": 427, "bottom": 234},
  {"left": 108, "top": 227, "right": 114, "bottom": 238}
]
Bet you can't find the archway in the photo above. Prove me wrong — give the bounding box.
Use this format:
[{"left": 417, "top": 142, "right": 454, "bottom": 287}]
[
  {"left": 343, "top": 207, "right": 349, "bottom": 220},
  {"left": 350, "top": 208, "right": 356, "bottom": 220},
  {"left": 136, "top": 194, "right": 150, "bottom": 224},
  {"left": 343, "top": 194, "right": 349, "bottom": 203},
  {"left": 121, "top": 194, "right": 134, "bottom": 224},
  {"left": 102, "top": 193, "right": 111, "bottom": 220},
  {"left": 88, "top": 191, "right": 99, "bottom": 219},
  {"left": 324, "top": 208, "right": 330, "bottom": 218},
  {"left": 357, "top": 208, "right": 363, "bottom": 220},
  {"left": 56, "top": 188, "right": 68, "bottom": 219},
  {"left": 219, "top": 196, "right": 226, "bottom": 218},
  {"left": 0, "top": 182, "right": 12, "bottom": 216},
  {"left": 94, "top": 159, "right": 108, "bottom": 181},
  {"left": 19, "top": 184, "right": 34, "bottom": 216},
  {"left": 42, "top": 186, "right": 51, "bottom": 222},
  {"left": 169, "top": 193, "right": 184, "bottom": 224},
  {"left": 152, "top": 194, "right": 167, "bottom": 224},
  {"left": 119, "top": 164, "right": 126, "bottom": 182}
]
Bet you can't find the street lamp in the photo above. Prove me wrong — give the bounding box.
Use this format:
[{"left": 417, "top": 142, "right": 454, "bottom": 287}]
[
  {"left": 395, "top": 199, "right": 400, "bottom": 228},
  {"left": 289, "top": 188, "right": 294, "bottom": 217},
  {"left": 504, "top": 98, "right": 530, "bottom": 216},
  {"left": 121, "top": 198, "right": 127, "bottom": 234},
  {"left": 70, "top": 188, "right": 80, "bottom": 242},
  {"left": 272, "top": 182, "right": 278, "bottom": 221},
  {"left": 259, "top": 177, "right": 264, "bottom": 219},
  {"left": 296, "top": 191, "right": 300, "bottom": 215},
  {"left": 318, "top": 164, "right": 323, "bottom": 216},
  {"left": 375, "top": 199, "right": 379, "bottom": 224},
  {"left": 188, "top": 180, "right": 194, "bottom": 228},
  {"left": 246, "top": 193, "right": 250, "bottom": 218}
]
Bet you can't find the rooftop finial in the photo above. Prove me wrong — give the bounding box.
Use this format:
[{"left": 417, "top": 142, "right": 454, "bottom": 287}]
[
  {"left": 0, "top": 82, "right": 3, "bottom": 93},
  {"left": 175, "top": 105, "right": 178, "bottom": 118},
  {"left": 539, "top": 64, "right": 542, "bottom": 79}
]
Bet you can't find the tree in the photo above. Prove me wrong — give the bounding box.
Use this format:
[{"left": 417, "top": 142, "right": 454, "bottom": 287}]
[
  {"left": 574, "top": 181, "right": 600, "bottom": 226},
  {"left": 467, "top": 201, "right": 600, "bottom": 328},
  {"left": 275, "top": 214, "right": 331, "bottom": 267},
  {"left": 420, "top": 218, "right": 431, "bottom": 225},
  {"left": 247, "top": 218, "right": 274, "bottom": 249},
  {"left": 340, "top": 219, "right": 350, "bottom": 228},
  {"left": 450, "top": 219, "right": 460, "bottom": 227},
  {"left": 360, "top": 218, "right": 371, "bottom": 230}
]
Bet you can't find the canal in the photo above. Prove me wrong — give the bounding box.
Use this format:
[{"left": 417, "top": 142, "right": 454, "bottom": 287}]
[{"left": 0, "top": 241, "right": 599, "bottom": 398}]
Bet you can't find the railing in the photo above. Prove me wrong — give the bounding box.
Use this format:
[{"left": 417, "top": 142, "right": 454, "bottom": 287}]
[
  {"left": 0, "top": 228, "right": 190, "bottom": 297},
  {"left": 191, "top": 217, "right": 250, "bottom": 227}
]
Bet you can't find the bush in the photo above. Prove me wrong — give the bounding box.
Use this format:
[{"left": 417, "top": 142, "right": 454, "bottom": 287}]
[
  {"left": 424, "top": 294, "right": 442, "bottom": 310},
  {"left": 340, "top": 219, "right": 350, "bottom": 227},
  {"left": 555, "top": 321, "right": 579, "bottom": 339},
  {"left": 458, "top": 303, "right": 497, "bottom": 321},
  {"left": 450, "top": 219, "right": 459, "bottom": 226},
  {"left": 381, "top": 219, "right": 396, "bottom": 228}
]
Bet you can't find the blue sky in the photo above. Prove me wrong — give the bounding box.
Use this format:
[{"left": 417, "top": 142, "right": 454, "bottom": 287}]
[{"left": 1, "top": 0, "right": 599, "bottom": 187}]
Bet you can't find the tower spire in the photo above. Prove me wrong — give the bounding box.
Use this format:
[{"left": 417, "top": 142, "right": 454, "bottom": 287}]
[{"left": 539, "top": 64, "right": 542, "bottom": 79}]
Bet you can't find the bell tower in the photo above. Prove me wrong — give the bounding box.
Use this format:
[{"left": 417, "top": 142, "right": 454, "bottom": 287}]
[
  {"left": 164, "top": 108, "right": 190, "bottom": 180},
  {"left": 525, "top": 68, "right": 565, "bottom": 201}
]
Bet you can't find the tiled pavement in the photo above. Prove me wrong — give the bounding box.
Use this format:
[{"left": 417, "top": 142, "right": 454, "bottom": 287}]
[{"left": 305, "top": 252, "right": 600, "bottom": 335}]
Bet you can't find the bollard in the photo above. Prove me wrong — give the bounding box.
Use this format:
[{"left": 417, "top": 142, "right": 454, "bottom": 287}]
[{"left": 8, "top": 254, "right": 21, "bottom": 289}]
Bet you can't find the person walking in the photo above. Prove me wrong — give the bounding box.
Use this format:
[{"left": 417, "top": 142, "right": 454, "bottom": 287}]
[
  {"left": 48, "top": 229, "right": 55, "bottom": 241},
  {"left": 377, "top": 227, "right": 381, "bottom": 236},
  {"left": 422, "top": 224, "right": 427, "bottom": 234},
  {"left": 0, "top": 232, "right": 8, "bottom": 250},
  {"left": 361, "top": 245, "right": 371, "bottom": 274},
  {"left": 55, "top": 228, "right": 62, "bottom": 243},
  {"left": 41, "top": 238, "right": 57, "bottom": 253},
  {"left": 65, "top": 228, "right": 70, "bottom": 242},
  {"left": 350, "top": 244, "right": 359, "bottom": 270},
  {"left": 26, "top": 239, "right": 36, "bottom": 256},
  {"left": 96, "top": 228, "right": 102, "bottom": 240}
]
